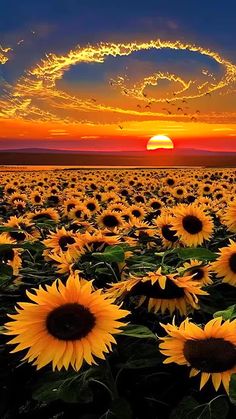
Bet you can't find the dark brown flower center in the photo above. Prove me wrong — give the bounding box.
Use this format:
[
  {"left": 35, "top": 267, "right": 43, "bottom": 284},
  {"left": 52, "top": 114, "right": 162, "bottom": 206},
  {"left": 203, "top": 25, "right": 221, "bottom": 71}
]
[
  {"left": 0, "top": 249, "right": 14, "bottom": 262},
  {"left": 151, "top": 201, "right": 161, "bottom": 210},
  {"left": 67, "top": 203, "right": 75, "bottom": 212},
  {"left": 9, "top": 231, "right": 26, "bottom": 241},
  {"left": 46, "top": 303, "right": 96, "bottom": 340},
  {"left": 132, "top": 210, "right": 141, "bottom": 218},
  {"left": 182, "top": 215, "right": 203, "bottom": 234},
  {"left": 102, "top": 215, "right": 120, "bottom": 228},
  {"left": 34, "top": 195, "right": 41, "bottom": 203},
  {"left": 161, "top": 224, "right": 178, "bottom": 242},
  {"left": 229, "top": 253, "right": 236, "bottom": 273},
  {"left": 58, "top": 236, "right": 76, "bottom": 251},
  {"left": 184, "top": 338, "right": 236, "bottom": 372},
  {"left": 189, "top": 267, "right": 204, "bottom": 280},
  {"left": 130, "top": 278, "right": 185, "bottom": 299},
  {"left": 87, "top": 202, "right": 96, "bottom": 211}
]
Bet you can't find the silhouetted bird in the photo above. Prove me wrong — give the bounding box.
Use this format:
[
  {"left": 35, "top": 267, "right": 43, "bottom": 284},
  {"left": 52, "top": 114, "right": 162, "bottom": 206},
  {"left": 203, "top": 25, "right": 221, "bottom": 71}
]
[
  {"left": 177, "top": 107, "right": 183, "bottom": 111},
  {"left": 145, "top": 105, "right": 151, "bottom": 109},
  {"left": 118, "top": 125, "right": 123, "bottom": 130},
  {"left": 142, "top": 93, "right": 147, "bottom": 97},
  {"left": 196, "top": 110, "right": 200, "bottom": 114},
  {"left": 137, "top": 104, "right": 142, "bottom": 109},
  {"left": 91, "top": 98, "right": 96, "bottom": 102},
  {"left": 191, "top": 116, "right": 197, "bottom": 122}
]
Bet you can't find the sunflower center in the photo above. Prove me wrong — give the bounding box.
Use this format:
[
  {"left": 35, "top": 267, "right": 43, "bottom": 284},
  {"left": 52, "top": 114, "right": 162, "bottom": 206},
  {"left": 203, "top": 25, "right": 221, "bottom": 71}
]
[
  {"left": 229, "top": 253, "right": 236, "bottom": 273},
  {"left": 0, "top": 249, "right": 14, "bottom": 262},
  {"left": 182, "top": 215, "right": 203, "bottom": 234},
  {"left": 132, "top": 210, "right": 141, "bottom": 218},
  {"left": 87, "top": 203, "right": 96, "bottom": 211},
  {"left": 189, "top": 268, "right": 204, "bottom": 280},
  {"left": 46, "top": 303, "right": 96, "bottom": 340},
  {"left": 58, "top": 236, "right": 76, "bottom": 251},
  {"left": 184, "top": 338, "right": 236, "bottom": 372},
  {"left": 151, "top": 202, "right": 161, "bottom": 210},
  {"left": 9, "top": 231, "right": 26, "bottom": 241},
  {"left": 34, "top": 195, "right": 41, "bottom": 203},
  {"left": 161, "top": 224, "right": 178, "bottom": 242},
  {"left": 102, "top": 215, "right": 120, "bottom": 228},
  {"left": 130, "top": 278, "right": 184, "bottom": 299}
]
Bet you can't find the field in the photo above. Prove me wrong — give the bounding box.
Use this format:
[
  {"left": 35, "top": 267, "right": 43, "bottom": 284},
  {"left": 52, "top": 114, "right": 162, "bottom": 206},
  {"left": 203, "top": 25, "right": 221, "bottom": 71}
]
[{"left": 1, "top": 167, "right": 236, "bottom": 418}]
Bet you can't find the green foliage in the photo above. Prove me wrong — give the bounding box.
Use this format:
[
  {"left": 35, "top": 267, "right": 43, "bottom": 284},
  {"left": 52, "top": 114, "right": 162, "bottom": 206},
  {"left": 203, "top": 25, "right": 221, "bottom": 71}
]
[{"left": 92, "top": 245, "right": 125, "bottom": 263}]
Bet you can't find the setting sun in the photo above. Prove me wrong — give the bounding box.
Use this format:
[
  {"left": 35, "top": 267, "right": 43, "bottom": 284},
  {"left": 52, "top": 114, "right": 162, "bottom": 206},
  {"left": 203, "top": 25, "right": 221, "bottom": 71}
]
[{"left": 147, "top": 135, "right": 174, "bottom": 150}]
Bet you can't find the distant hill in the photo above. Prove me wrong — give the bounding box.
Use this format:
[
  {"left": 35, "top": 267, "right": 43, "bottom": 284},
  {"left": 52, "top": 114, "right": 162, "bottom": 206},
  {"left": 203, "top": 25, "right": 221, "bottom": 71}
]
[{"left": 0, "top": 147, "right": 236, "bottom": 166}]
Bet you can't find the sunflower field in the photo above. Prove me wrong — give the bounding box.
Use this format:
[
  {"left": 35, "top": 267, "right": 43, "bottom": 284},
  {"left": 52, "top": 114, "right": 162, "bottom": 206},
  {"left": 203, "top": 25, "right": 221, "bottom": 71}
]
[{"left": 2, "top": 168, "right": 236, "bottom": 418}]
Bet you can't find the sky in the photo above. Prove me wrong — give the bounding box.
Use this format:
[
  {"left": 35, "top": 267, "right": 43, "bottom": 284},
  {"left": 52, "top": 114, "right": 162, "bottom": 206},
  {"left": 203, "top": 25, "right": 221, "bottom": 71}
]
[{"left": 0, "top": 0, "right": 236, "bottom": 152}]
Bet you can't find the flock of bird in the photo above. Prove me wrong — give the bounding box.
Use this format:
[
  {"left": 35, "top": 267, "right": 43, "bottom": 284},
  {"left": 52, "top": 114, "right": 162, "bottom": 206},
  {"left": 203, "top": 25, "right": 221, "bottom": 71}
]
[{"left": 14, "top": 38, "right": 211, "bottom": 130}]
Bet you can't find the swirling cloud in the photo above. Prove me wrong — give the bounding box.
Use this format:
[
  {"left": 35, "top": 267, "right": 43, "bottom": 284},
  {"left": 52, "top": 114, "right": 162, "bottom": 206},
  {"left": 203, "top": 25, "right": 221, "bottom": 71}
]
[{"left": 1, "top": 39, "right": 236, "bottom": 129}]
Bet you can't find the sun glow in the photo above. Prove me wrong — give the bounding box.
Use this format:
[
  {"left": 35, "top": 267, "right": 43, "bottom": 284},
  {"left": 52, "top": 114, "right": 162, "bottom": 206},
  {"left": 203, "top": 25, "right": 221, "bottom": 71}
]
[{"left": 147, "top": 135, "right": 174, "bottom": 150}]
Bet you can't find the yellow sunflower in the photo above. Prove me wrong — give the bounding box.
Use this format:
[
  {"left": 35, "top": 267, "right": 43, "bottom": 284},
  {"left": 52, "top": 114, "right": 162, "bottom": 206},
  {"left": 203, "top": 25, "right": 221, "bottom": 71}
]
[
  {"left": 97, "top": 210, "right": 124, "bottom": 231},
  {"left": 5, "top": 272, "right": 129, "bottom": 371},
  {"left": 0, "top": 234, "right": 22, "bottom": 275},
  {"left": 155, "top": 213, "right": 179, "bottom": 248},
  {"left": 159, "top": 317, "right": 236, "bottom": 393},
  {"left": 178, "top": 259, "right": 212, "bottom": 286},
  {"left": 171, "top": 204, "right": 214, "bottom": 247},
  {"left": 43, "top": 227, "right": 82, "bottom": 257},
  {"left": 223, "top": 201, "right": 236, "bottom": 233},
  {"left": 106, "top": 268, "right": 207, "bottom": 316},
  {"left": 211, "top": 240, "right": 236, "bottom": 286},
  {"left": 27, "top": 208, "right": 60, "bottom": 223}
]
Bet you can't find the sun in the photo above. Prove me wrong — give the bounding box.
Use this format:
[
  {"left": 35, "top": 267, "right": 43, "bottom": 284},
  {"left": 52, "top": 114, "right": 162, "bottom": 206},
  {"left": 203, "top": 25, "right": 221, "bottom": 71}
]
[{"left": 147, "top": 135, "right": 174, "bottom": 150}]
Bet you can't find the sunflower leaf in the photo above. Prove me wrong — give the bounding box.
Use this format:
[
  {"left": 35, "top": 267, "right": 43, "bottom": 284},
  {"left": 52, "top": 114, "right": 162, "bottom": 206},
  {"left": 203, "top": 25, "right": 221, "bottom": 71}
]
[
  {"left": 121, "top": 324, "right": 157, "bottom": 340},
  {"left": 171, "top": 395, "right": 229, "bottom": 419},
  {"left": 101, "top": 398, "right": 133, "bottom": 419},
  {"left": 229, "top": 373, "right": 236, "bottom": 405},
  {"left": 213, "top": 304, "right": 236, "bottom": 320},
  {"left": 92, "top": 245, "right": 125, "bottom": 263},
  {"left": 176, "top": 247, "right": 217, "bottom": 261}
]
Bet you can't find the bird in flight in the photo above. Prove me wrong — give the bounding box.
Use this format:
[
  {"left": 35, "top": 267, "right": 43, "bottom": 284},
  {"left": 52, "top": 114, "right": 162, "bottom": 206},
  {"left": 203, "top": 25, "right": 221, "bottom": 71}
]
[
  {"left": 17, "top": 39, "right": 24, "bottom": 45},
  {"left": 191, "top": 116, "right": 197, "bottom": 122},
  {"left": 177, "top": 107, "right": 183, "bottom": 112},
  {"left": 182, "top": 99, "right": 187, "bottom": 103},
  {"left": 91, "top": 98, "right": 96, "bottom": 102},
  {"left": 196, "top": 110, "right": 200, "bottom": 114},
  {"left": 205, "top": 92, "right": 211, "bottom": 97},
  {"left": 145, "top": 105, "right": 151, "bottom": 109},
  {"left": 137, "top": 104, "right": 142, "bottom": 109},
  {"left": 142, "top": 92, "right": 147, "bottom": 98},
  {"left": 118, "top": 125, "right": 123, "bottom": 130}
]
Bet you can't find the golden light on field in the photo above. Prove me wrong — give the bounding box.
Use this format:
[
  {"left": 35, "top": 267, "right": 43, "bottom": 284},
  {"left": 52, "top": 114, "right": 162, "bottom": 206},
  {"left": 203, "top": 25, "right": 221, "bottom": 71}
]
[{"left": 146, "top": 135, "right": 174, "bottom": 150}]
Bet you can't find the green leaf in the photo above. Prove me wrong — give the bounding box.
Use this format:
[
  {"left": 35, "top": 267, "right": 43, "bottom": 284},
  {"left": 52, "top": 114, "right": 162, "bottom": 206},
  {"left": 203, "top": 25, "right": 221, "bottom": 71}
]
[
  {"left": 229, "top": 373, "right": 236, "bottom": 405},
  {"left": 176, "top": 247, "right": 217, "bottom": 261},
  {"left": 170, "top": 396, "right": 199, "bottom": 419},
  {"left": 121, "top": 324, "right": 157, "bottom": 340},
  {"left": 171, "top": 395, "right": 228, "bottom": 419},
  {"left": 213, "top": 304, "right": 236, "bottom": 320},
  {"left": 92, "top": 245, "right": 125, "bottom": 263},
  {"left": 101, "top": 398, "right": 133, "bottom": 419},
  {"left": 32, "top": 366, "right": 110, "bottom": 404}
]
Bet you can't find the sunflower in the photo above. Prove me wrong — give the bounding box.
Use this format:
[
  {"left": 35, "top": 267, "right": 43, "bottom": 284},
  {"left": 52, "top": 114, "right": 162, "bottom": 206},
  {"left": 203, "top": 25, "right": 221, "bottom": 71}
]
[
  {"left": 107, "top": 269, "right": 207, "bottom": 315},
  {"left": 83, "top": 198, "right": 100, "bottom": 214},
  {"left": 30, "top": 191, "right": 43, "bottom": 206},
  {"left": 159, "top": 317, "right": 236, "bottom": 393},
  {"left": 0, "top": 234, "right": 22, "bottom": 275},
  {"left": 223, "top": 201, "right": 236, "bottom": 233},
  {"left": 211, "top": 240, "right": 236, "bottom": 286},
  {"left": 126, "top": 205, "right": 146, "bottom": 220},
  {"left": 171, "top": 204, "right": 214, "bottom": 247},
  {"left": 68, "top": 205, "right": 91, "bottom": 222},
  {"left": 43, "top": 227, "right": 82, "bottom": 256},
  {"left": 97, "top": 210, "right": 124, "bottom": 231},
  {"left": 155, "top": 213, "right": 179, "bottom": 248},
  {"left": 178, "top": 259, "right": 212, "bottom": 286},
  {"left": 5, "top": 272, "right": 129, "bottom": 371},
  {"left": 27, "top": 208, "right": 60, "bottom": 223}
]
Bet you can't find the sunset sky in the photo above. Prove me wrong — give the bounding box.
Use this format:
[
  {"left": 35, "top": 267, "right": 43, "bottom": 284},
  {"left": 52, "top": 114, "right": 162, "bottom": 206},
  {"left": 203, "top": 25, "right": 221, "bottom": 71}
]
[{"left": 0, "top": 0, "right": 236, "bottom": 153}]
